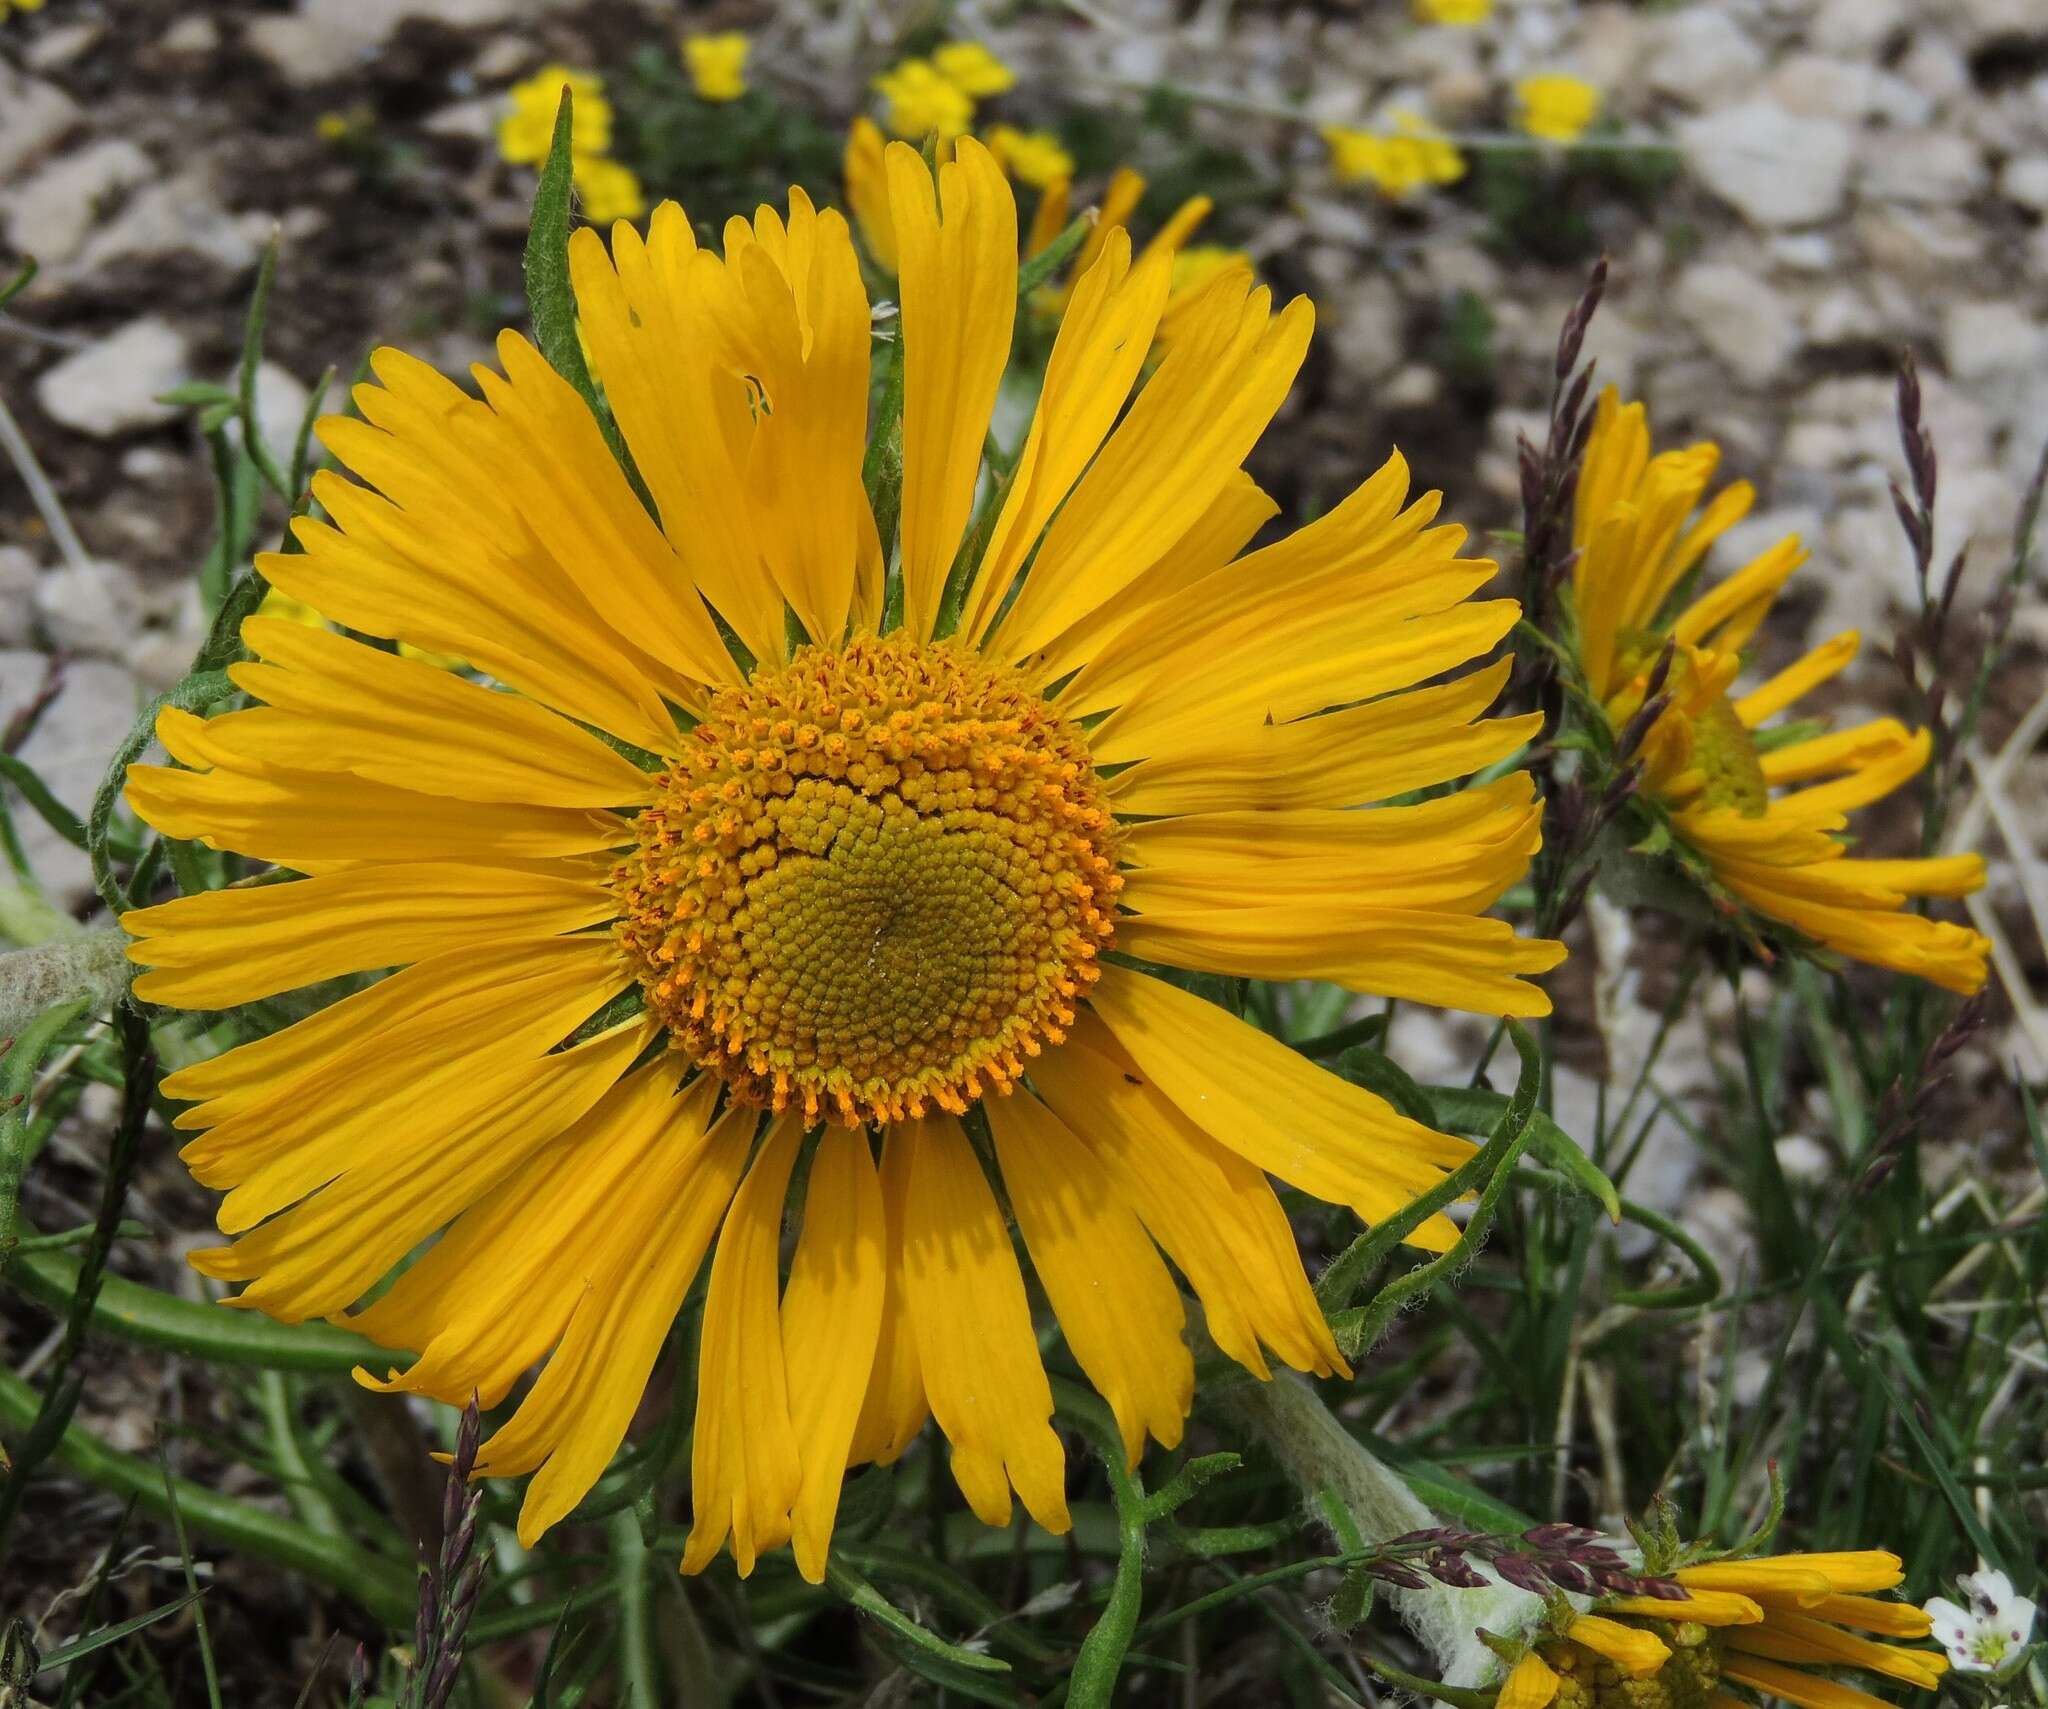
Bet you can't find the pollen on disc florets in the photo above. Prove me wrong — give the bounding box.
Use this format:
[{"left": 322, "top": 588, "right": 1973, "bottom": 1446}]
[{"left": 613, "top": 633, "right": 1122, "bottom": 1127}]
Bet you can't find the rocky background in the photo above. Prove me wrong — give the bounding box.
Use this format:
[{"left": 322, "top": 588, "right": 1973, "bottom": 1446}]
[{"left": 2, "top": 0, "right": 2045, "bottom": 1234}]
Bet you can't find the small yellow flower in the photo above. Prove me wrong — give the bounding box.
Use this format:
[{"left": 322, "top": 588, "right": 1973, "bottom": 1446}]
[
  {"left": 683, "top": 32, "right": 749, "bottom": 103},
  {"left": 1, "top": 0, "right": 48, "bottom": 16},
  {"left": 1515, "top": 74, "right": 1601, "bottom": 143},
  {"left": 315, "top": 112, "right": 354, "bottom": 142},
  {"left": 873, "top": 57, "right": 975, "bottom": 140},
  {"left": 933, "top": 41, "right": 1015, "bottom": 97},
  {"left": 1323, "top": 112, "right": 1466, "bottom": 200},
  {"left": 985, "top": 125, "right": 1074, "bottom": 190},
  {"left": 1414, "top": 0, "right": 1492, "bottom": 22},
  {"left": 572, "top": 155, "right": 646, "bottom": 225},
  {"left": 498, "top": 65, "right": 612, "bottom": 166}
]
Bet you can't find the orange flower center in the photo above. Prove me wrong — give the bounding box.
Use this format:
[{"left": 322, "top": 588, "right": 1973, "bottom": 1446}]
[{"left": 613, "top": 634, "right": 1121, "bottom": 1126}]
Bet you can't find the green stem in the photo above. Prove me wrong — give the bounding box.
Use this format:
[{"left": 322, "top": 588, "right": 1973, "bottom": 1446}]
[{"left": 0, "top": 1363, "right": 413, "bottom": 1624}]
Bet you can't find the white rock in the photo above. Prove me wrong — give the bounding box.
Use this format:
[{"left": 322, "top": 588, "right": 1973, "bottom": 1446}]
[
  {"left": 1770, "top": 231, "right": 1837, "bottom": 271},
  {"left": 159, "top": 16, "right": 219, "bottom": 53},
  {"left": 1648, "top": 7, "right": 1766, "bottom": 108},
  {"left": 1898, "top": 32, "right": 1969, "bottom": 105},
  {"left": 1775, "top": 1134, "right": 1835, "bottom": 1184},
  {"left": 1812, "top": 0, "right": 1903, "bottom": 53},
  {"left": 422, "top": 99, "right": 497, "bottom": 141},
  {"left": 471, "top": 35, "right": 534, "bottom": 81},
  {"left": 1944, "top": 0, "right": 2042, "bottom": 43},
  {"left": 1381, "top": 363, "right": 1441, "bottom": 409},
  {"left": 1807, "top": 285, "right": 1887, "bottom": 345},
  {"left": 1770, "top": 53, "right": 1878, "bottom": 121},
  {"left": 0, "top": 547, "right": 38, "bottom": 647},
  {"left": 0, "top": 654, "right": 141, "bottom": 907},
  {"left": 0, "top": 65, "right": 79, "bottom": 179},
  {"left": 1679, "top": 100, "right": 1854, "bottom": 227},
  {"left": 247, "top": 0, "right": 524, "bottom": 83},
  {"left": 2001, "top": 154, "right": 2048, "bottom": 212},
  {"left": 1674, "top": 261, "right": 1801, "bottom": 386},
  {"left": 1325, "top": 274, "right": 1405, "bottom": 381},
  {"left": 32, "top": 559, "right": 145, "bottom": 657},
  {"left": 1943, "top": 300, "right": 2046, "bottom": 385},
  {"left": 69, "top": 171, "right": 271, "bottom": 279},
  {"left": 1859, "top": 130, "right": 1987, "bottom": 204},
  {"left": 25, "top": 22, "right": 103, "bottom": 69},
  {"left": 1, "top": 139, "right": 154, "bottom": 265},
  {"left": 35, "top": 318, "right": 191, "bottom": 439}
]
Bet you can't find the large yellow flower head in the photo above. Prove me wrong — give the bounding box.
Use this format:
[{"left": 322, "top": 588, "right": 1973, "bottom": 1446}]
[
  {"left": 122, "top": 143, "right": 1562, "bottom": 1585},
  {"left": 1570, "top": 389, "right": 1990, "bottom": 994},
  {"left": 1502, "top": 1550, "right": 1948, "bottom": 1709}
]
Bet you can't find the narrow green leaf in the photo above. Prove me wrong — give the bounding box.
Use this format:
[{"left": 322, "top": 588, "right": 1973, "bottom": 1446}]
[
  {"left": 87, "top": 669, "right": 238, "bottom": 917},
  {"left": 1431, "top": 1083, "right": 1621, "bottom": 1222},
  {"left": 824, "top": 1558, "right": 1011, "bottom": 1675},
  {"left": 0, "top": 754, "right": 86, "bottom": 850},
  {"left": 34, "top": 1593, "right": 200, "bottom": 1673},
  {"left": 0, "top": 257, "right": 37, "bottom": 312},
  {"left": 237, "top": 234, "right": 292, "bottom": 501},
  {"left": 1016, "top": 213, "right": 1091, "bottom": 300},
  {"left": 523, "top": 90, "right": 602, "bottom": 412}
]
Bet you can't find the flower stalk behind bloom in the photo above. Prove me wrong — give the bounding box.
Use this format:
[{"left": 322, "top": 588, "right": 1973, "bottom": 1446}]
[{"left": 1567, "top": 387, "right": 1990, "bottom": 994}]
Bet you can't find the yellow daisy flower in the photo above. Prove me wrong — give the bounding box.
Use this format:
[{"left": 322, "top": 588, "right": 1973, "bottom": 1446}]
[
  {"left": 497, "top": 65, "right": 612, "bottom": 166},
  {"left": 571, "top": 154, "right": 645, "bottom": 225},
  {"left": 122, "top": 143, "right": 1562, "bottom": 1585},
  {"left": 1414, "top": 0, "right": 1492, "bottom": 23},
  {"left": 1501, "top": 1551, "right": 1948, "bottom": 1709},
  {"left": 1324, "top": 113, "right": 1467, "bottom": 199},
  {"left": 683, "top": 31, "right": 749, "bottom": 103},
  {"left": 873, "top": 57, "right": 975, "bottom": 140},
  {"left": 1515, "top": 74, "right": 1601, "bottom": 144},
  {"left": 933, "top": 41, "right": 1016, "bottom": 98},
  {"left": 985, "top": 124, "right": 1075, "bottom": 190},
  {"left": 1570, "top": 389, "right": 1989, "bottom": 994}
]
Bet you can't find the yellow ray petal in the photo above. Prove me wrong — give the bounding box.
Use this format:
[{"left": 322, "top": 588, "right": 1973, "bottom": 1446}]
[
  {"left": 1566, "top": 1616, "right": 1670, "bottom": 1677},
  {"left": 1719, "top": 1656, "right": 1900, "bottom": 1709},
  {"left": 1105, "top": 663, "right": 1536, "bottom": 816},
  {"left": 1734, "top": 631, "right": 1860, "bottom": 728},
  {"left": 125, "top": 760, "right": 625, "bottom": 876},
  {"left": 885, "top": 138, "right": 1018, "bottom": 641},
  {"left": 1087, "top": 964, "right": 1474, "bottom": 1230},
  {"left": 683, "top": 1112, "right": 805, "bottom": 1577},
  {"left": 1500, "top": 1651, "right": 1561, "bottom": 1709},
  {"left": 568, "top": 211, "right": 786, "bottom": 666},
  {"left": 1030, "top": 1024, "right": 1347, "bottom": 1381},
  {"left": 901, "top": 1114, "right": 1071, "bottom": 1534},
  {"left": 848, "top": 1125, "right": 930, "bottom": 1466},
  {"left": 348, "top": 1070, "right": 720, "bottom": 1408},
  {"left": 228, "top": 618, "right": 658, "bottom": 808},
  {"left": 871, "top": 1118, "right": 1070, "bottom": 1527},
  {"left": 844, "top": 117, "right": 897, "bottom": 270},
  {"left": 473, "top": 331, "right": 739, "bottom": 687},
  {"left": 189, "top": 1022, "right": 650, "bottom": 1323},
  {"left": 958, "top": 232, "right": 1174, "bottom": 642},
  {"left": 987, "top": 1092, "right": 1192, "bottom": 1464},
  {"left": 1120, "top": 903, "right": 1564, "bottom": 1018},
  {"left": 1725, "top": 1615, "right": 1947, "bottom": 1687},
  {"left": 983, "top": 270, "right": 1312, "bottom": 661},
  {"left": 1600, "top": 1592, "right": 1762, "bottom": 1626},
  {"left": 122, "top": 861, "right": 612, "bottom": 1008},
  {"left": 1091, "top": 597, "right": 1518, "bottom": 769},
  {"left": 782, "top": 1127, "right": 887, "bottom": 1584},
  {"left": 1060, "top": 452, "right": 1426, "bottom": 716}
]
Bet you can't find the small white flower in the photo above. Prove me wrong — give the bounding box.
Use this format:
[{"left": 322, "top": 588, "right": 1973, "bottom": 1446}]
[{"left": 1923, "top": 1562, "right": 2038, "bottom": 1679}]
